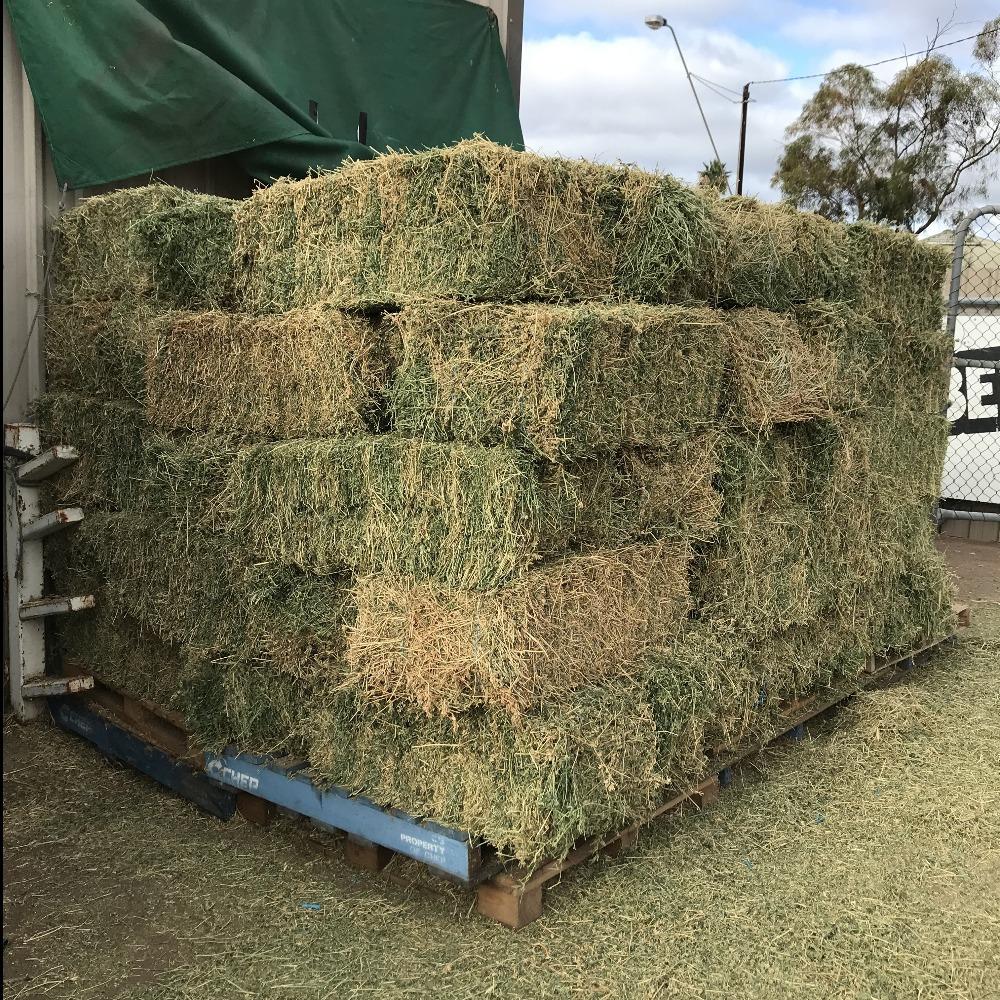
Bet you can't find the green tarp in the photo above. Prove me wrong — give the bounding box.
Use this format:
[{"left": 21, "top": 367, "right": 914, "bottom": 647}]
[{"left": 6, "top": 0, "right": 523, "bottom": 188}]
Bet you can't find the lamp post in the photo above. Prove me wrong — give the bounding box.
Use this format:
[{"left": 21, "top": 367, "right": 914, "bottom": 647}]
[{"left": 645, "top": 14, "right": 731, "bottom": 194}]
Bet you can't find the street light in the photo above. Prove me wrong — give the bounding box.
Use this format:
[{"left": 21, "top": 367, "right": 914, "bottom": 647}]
[{"left": 645, "top": 13, "right": 731, "bottom": 193}]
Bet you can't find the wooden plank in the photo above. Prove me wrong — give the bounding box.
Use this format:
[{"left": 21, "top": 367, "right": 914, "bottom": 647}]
[
  {"left": 62, "top": 659, "right": 197, "bottom": 763},
  {"left": 343, "top": 835, "right": 395, "bottom": 873}
]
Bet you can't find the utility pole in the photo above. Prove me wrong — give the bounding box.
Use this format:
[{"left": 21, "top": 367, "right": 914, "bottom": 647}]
[{"left": 736, "top": 83, "right": 750, "bottom": 195}]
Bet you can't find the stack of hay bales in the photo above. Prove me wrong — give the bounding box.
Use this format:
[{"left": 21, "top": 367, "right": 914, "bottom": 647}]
[{"left": 39, "top": 141, "right": 953, "bottom": 866}]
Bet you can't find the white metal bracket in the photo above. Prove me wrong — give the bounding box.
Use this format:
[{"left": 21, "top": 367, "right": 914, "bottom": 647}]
[{"left": 4, "top": 422, "right": 94, "bottom": 720}]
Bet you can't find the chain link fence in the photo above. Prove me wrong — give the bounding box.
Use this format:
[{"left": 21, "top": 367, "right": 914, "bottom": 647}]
[{"left": 941, "top": 206, "right": 1000, "bottom": 515}]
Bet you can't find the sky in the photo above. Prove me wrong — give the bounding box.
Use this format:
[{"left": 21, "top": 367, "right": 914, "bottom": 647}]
[{"left": 518, "top": 0, "right": 1000, "bottom": 220}]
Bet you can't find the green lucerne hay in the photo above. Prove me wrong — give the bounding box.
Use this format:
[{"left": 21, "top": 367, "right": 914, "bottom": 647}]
[
  {"left": 343, "top": 540, "right": 691, "bottom": 717},
  {"left": 225, "top": 434, "right": 716, "bottom": 588},
  {"left": 693, "top": 426, "right": 826, "bottom": 632},
  {"left": 54, "top": 610, "right": 188, "bottom": 710},
  {"left": 44, "top": 297, "right": 157, "bottom": 402},
  {"left": 54, "top": 609, "right": 316, "bottom": 758},
  {"left": 32, "top": 391, "right": 147, "bottom": 509},
  {"left": 304, "top": 678, "right": 662, "bottom": 865},
  {"left": 146, "top": 304, "right": 390, "bottom": 438},
  {"left": 724, "top": 308, "right": 838, "bottom": 428},
  {"left": 46, "top": 510, "right": 350, "bottom": 658},
  {"left": 623, "top": 432, "right": 723, "bottom": 543},
  {"left": 176, "top": 652, "right": 315, "bottom": 758},
  {"left": 710, "top": 197, "right": 852, "bottom": 311},
  {"left": 845, "top": 222, "right": 951, "bottom": 331},
  {"left": 794, "top": 300, "right": 952, "bottom": 413},
  {"left": 52, "top": 184, "right": 236, "bottom": 307},
  {"left": 647, "top": 616, "right": 866, "bottom": 764},
  {"left": 387, "top": 300, "right": 726, "bottom": 459},
  {"left": 240, "top": 137, "right": 719, "bottom": 307},
  {"left": 232, "top": 179, "right": 299, "bottom": 314},
  {"left": 134, "top": 197, "right": 237, "bottom": 310}
]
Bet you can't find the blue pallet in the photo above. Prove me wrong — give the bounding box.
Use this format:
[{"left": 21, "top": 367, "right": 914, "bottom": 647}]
[
  {"left": 51, "top": 698, "right": 237, "bottom": 821},
  {"left": 204, "top": 751, "right": 482, "bottom": 884}
]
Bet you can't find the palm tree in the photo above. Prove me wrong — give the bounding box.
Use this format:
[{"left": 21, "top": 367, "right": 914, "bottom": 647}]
[{"left": 697, "top": 158, "right": 729, "bottom": 195}]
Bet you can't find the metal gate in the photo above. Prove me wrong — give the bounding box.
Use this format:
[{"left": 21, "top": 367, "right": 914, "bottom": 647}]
[{"left": 941, "top": 205, "right": 999, "bottom": 519}]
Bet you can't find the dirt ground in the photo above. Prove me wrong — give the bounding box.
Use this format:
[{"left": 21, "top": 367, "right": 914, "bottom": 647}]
[{"left": 3, "top": 537, "right": 998, "bottom": 1000}]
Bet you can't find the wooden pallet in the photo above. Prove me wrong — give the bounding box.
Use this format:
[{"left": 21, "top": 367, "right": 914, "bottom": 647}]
[
  {"left": 51, "top": 612, "right": 970, "bottom": 930},
  {"left": 476, "top": 775, "right": 720, "bottom": 929}
]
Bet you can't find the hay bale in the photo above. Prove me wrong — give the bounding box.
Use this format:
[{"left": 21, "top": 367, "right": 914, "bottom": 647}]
[
  {"left": 232, "top": 180, "right": 299, "bottom": 314},
  {"left": 794, "top": 300, "right": 952, "bottom": 413},
  {"left": 32, "top": 392, "right": 147, "bottom": 508},
  {"left": 235, "top": 138, "right": 719, "bottom": 307},
  {"left": 846, "top": 223, "right": 950, "bottom": 330},
  {"left": 343, "top": 541, "right": 691, "bottom": 716},
  {"left": 146, "top": 305, "right": 390, "bottom": 438},
  {"left": 47, "top": 510, "right": 350, "bottom": 657},
  {"left": 134, "top": 197, "right": 237, "bottom": 309},
  {"left": 44, "top": 298, "right": 155, "bottom": 402},
  {"left": 708, "top": 199, "right": 948, "bottom": 327},
  {"left": 387, "top": 301, "right": 726, "bottom": 459},
  {"left": 724, "top": 308, "right": 838, "bottom": 428},
  {"left": 52, "top": 184, "right": 236, "bottom": 307},
  {"left": 694, "top": 426, "right": 825, "bottom": 632},
  {"left": 711, "top": 197, "right": 852, "bottom": 310},
  {"left": 225, "top": 434, "right": 716, "bottom": 588},
  {"left": 177, "top": 653, "right": 314, "bottom": 758},
  {"left": 305, "top": 679, "right": 662, "bottom": 865},
  {"left": 55, "top": 611, "right": 188, "bottom": 709}
]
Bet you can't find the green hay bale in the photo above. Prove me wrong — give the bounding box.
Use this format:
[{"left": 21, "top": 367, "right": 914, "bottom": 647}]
[
  {"left": 52, "top": 184, "right": 236, "bottom": 307},
  {"left": 387, "top": 301, "right": 726, "bottom": 460},
  {"left": 177, "top": 654, "right": 314, "bottom": 758},
  {"left": 43, "top": 298, "right": 155, "bottom": 402},
  {"left": 794, "top": 300, "right": 952, "bottom": 413},
  {"left": 647, "top": 616, "right": 866, "bottom": 764},
  {"left": 846, "top": 222, "right": 950, "bottom": 330},
  {"left": 46, "top": 510, "right": 349, "bottom": 657},
  {"left": 304, "top": 679, "right": 662, "bottom": 865},
  {"left": 711, "top": 197, "right": 852, "bottom": 310},
  {"left": 232, "top": 180, "right": 299, "bottom": 314},
  {"left": 32, "top": 392, "right": 147, "bottom": 508},
  {"left": 237, "top": 138, "right": 719, "bottom": 307},
  {"left": 54, "top": 611, "right": 187, "bottom": 709},
  {"left": 146, "top": 304, "right": 390, "bottom": 438},
  {"left": 134, "top": 197, "right": 237, "bottom": 310},
  {"left": 710, "top": 199, "right": 949, "bottom": 327},
  {"left": 724, "top": 308, "right": 838, "bottom": 428},
  {"left": 694, "top": 426, "right": 825, "bottom": 632},
  {"left": 343, "top": 541, "right": 691, "bottom": 717},
  {"left": 623, "top": 432, "right": 723, "bottom": 543},
  {"left": 225, "top": 434, "right": 716, "bottom": 588}
]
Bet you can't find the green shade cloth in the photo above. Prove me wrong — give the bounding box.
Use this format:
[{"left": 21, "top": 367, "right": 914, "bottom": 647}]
[{"left": 6, "top": 0, "right": 523, "bottom": 188}]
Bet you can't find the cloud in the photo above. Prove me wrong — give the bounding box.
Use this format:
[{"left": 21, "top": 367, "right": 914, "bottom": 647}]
[
  {"left": 519, "top": 16, "right": 1000, "bottom": 212},
  {"left": 520, "top": 31, "right": 799, "bottom": 197}
]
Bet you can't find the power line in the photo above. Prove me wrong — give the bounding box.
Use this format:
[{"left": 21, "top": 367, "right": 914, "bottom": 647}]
[
  {"left": 750, "top": 27, "right": 994, "bottom": 85},
  {"left": 736, "top": 22, "right": 996, "bottom": 194}
]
